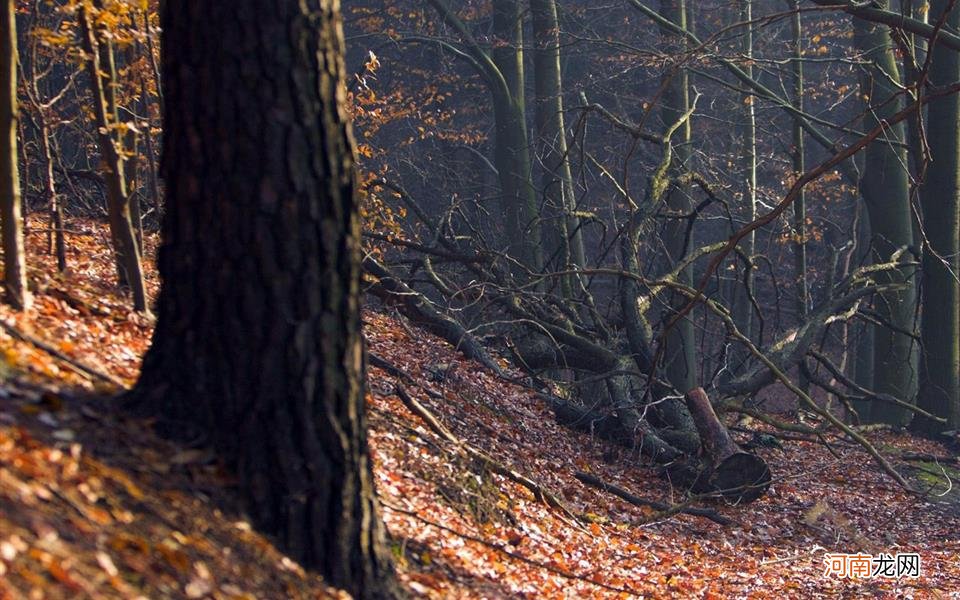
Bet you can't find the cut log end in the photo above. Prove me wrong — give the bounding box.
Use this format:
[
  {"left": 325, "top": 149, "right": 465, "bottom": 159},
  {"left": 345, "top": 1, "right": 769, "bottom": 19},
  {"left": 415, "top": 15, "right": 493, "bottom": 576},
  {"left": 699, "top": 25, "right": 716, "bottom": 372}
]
[{"left": 709, "top": 452, "right": 771, "bottom": 504}]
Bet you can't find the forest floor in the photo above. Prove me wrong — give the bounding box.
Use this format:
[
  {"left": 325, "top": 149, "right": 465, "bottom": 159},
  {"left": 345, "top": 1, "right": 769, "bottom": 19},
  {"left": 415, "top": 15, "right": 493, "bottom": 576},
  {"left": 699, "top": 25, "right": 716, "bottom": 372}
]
[{"left": 1, "top": 217, "right": 959, "bottom": 599}]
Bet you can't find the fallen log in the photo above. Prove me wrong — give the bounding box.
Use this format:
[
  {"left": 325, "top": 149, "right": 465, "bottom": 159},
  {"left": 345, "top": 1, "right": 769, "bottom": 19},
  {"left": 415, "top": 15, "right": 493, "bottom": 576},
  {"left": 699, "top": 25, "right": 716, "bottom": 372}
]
[
  {"left": 541, "top": 393, "right": 681, "bottom": 463},
  {"left": 367, "top": 351, "right": 443, "bottom": 399},
  {"left": 574, "top": 472, "right": 733, "bottom": 526},
  {"left": 678, "top": 387, "right": 771, "bottom": 504},
  {"left": 899, "top": 452, "right": 959, "bottom": 464}
]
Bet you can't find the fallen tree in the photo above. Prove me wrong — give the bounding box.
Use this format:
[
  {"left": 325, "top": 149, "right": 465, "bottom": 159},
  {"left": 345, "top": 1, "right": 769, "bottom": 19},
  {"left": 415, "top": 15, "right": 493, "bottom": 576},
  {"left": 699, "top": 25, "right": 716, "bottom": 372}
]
[
  {"left": 672, "top": 387, "right": 770, "bottom": 503},
  {"left": 355, "top": 76, "right": 951, "bottom": 507}
]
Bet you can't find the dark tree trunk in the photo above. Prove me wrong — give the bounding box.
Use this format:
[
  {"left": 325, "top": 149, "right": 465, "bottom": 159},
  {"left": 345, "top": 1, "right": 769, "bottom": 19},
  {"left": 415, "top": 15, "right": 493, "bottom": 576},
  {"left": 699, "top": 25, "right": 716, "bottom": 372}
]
[
  {"left": 0, "top": 0, "right": 28, "bottom": 310},
  {"left": 854, "top": 8, "right": 919, "bottom": 425},
  {"left": 914, "top": 0, "right": 960, "bottom": 433},
  {"left": 127, "top": 1, "right": 399, "bottom": 597},
  {"left": 659, "top": 0, "right": 696, "bottom": 394}
]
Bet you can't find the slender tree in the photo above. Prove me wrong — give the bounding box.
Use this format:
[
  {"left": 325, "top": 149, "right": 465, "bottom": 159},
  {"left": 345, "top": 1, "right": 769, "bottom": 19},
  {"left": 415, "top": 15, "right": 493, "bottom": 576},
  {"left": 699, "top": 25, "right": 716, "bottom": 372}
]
[
  {"left": 532, "top": 0, "right": 585, "bottom": 296},
  {"left": 788, "top": 0, "right": 809, "bottom": 392},
  {"left": 490, "top": 0, "right": 543, "bottom": 273},
  {"left": 0, "top": 0, "right": 28, "bottom": 310},
  {"left": 728, "top": 0, "right": 757, "bottom": 376},
  {"left": 660, "top": 0, "right": 696, "bottom": 394},
  {"left": 22, "top": 0, "right": 74, "bottom": 273},
  {"left": 851, "top": 206, "right": 876, "bottom": 418},
  {"left": 78, "top": 0, "right": 148, "bottom": 313},
  {"left": 128, "top": 1, "right": 399, "bottom": 597}
]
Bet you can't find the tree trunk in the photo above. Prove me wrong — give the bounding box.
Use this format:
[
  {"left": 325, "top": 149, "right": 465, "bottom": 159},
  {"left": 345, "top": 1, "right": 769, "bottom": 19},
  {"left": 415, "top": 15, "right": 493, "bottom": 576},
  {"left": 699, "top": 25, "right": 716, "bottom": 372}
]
[
  {"left": 788, "top": 0, "right": 809, "bottom": 393},
  {"left": 849, "top": 204, "right": 875, "bottom": 420},
  {"left": 729, "top": 0, "right": 756, "bottom": 375},
  {"left": 491, "top": 0, "right": 543, "bottom": 275},
  {"left": 137, "top": 51, "right": 163, "bottom": 222},
  {"left": 914, "top": 0, "right": 960, "bottom": 433},
  {"left": 39, "top": 120, "right": 66, "bottom": 272},
  {"left": 78, "top": 2, "right": 148, "bottom": 313},
  {"left": 127, "top": 1, "right": 399, "bottom": 597},
  {"left": 854, "top": 7, "right": 919, "bottom": 425},
  {"left": 659, "top": 0, "right": 696, "bottom": 393},
  {"left": 121, "top": 26, "right": 144, "bottom": 255},
  {"left": 678, "top": 388, "right": 770, "bottom": 503},
  {"left": 0, "top": 0, "right": 28, "bottom": 310},
  {"left": 531, "top": 0, "right": 585, "bottom": 296}
]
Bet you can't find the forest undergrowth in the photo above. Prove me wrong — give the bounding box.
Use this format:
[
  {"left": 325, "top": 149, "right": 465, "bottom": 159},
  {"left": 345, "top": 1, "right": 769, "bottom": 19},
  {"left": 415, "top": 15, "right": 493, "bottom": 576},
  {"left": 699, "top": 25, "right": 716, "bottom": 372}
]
[{"left": 1, "top": 216, "right": 958, "bottom": 598}]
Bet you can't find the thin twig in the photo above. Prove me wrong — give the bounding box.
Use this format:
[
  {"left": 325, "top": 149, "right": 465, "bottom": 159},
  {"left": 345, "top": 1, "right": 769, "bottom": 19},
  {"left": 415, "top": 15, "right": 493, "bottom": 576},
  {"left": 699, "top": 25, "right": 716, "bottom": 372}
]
[
  {"left": 380, "top": 499, "right": 644, "bottom": 597},
  {"left": 574, "top": 472, "right": 734, "bottom": 526}
]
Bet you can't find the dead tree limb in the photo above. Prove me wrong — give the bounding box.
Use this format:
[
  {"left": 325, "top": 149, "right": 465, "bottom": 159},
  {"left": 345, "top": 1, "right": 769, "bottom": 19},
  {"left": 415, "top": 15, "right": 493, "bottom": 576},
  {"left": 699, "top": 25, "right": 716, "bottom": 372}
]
[
  {"left": 540, "top": 392, "right": 682, "bottom": 463},
  {"left": 807, "top": 349, "right": 944, "bottom": 423},
  {"left": 691, "top": 288, "right": 916, "bottom": 491},
  {"left": 367, "top": 351, "right": 443, "bottom": 399},
  {"left": 394, "top": 384, "right": 576, "bottom": 519},
  {"left": 0, "top": 318, "right": 125, "bottom": 388},
  {"left": 574, "top": 472, "right": 733, "bottom": 526},
  {"left": 364, "top": 256, "right": 506, "bottom": 376}
]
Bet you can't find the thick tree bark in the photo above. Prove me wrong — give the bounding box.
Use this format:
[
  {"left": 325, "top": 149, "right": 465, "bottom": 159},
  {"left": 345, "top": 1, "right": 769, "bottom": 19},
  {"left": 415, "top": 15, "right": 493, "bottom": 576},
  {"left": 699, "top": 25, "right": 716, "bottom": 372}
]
[
  {"left": 128, "top": 1, "right": 399, "bottom": 597},
  {"left": 531, "top": 0, "right": 586, "bottom": 295},
  {"left": 0, "top": 0, "right": 27, "bottom": 311},
  {"left": 78, "top": 2, "right": 148, "bottom": 313},
  {"left": 914, "top": 0, "right": 960, "bottom": 433},
  {"left": 854, "top": 8, "right": 919, "bottom": 425}
]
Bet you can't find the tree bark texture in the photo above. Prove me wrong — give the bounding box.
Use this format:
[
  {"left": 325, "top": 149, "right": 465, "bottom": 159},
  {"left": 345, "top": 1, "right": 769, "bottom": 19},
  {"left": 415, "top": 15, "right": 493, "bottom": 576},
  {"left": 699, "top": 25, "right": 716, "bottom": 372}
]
[{"left": 130, "top": 1, "right": 399, "bottom": 597}]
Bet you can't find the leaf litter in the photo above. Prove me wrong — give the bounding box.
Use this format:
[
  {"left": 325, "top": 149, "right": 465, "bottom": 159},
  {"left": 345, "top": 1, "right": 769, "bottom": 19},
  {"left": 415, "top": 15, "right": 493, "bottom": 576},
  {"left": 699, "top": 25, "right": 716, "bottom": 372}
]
[{"left": 0, "top": 216, "right": 958, "bottom": 598}]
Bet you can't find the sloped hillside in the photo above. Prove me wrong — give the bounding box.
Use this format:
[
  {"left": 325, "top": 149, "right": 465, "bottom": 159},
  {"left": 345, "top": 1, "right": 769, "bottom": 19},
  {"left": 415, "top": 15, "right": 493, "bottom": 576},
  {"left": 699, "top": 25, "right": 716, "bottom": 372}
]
[
  {"left": 1, "top": 219, "right": 959, "bottom": 598},
  {"left": 364, "top": 312, "right": 960, "bottom": 598}
]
